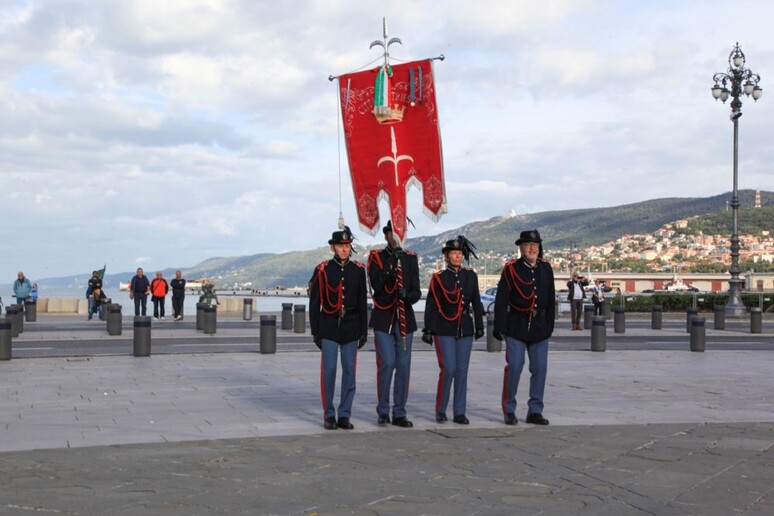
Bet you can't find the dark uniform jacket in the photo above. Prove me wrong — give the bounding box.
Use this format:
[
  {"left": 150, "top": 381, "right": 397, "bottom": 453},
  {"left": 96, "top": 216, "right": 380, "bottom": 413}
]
[
  {"left": 309, "top": 257, "right": 368, "bottom": 345},
  {"left": 494, "top": 257, "right": 556, "bottom": 344},
  {"left": 424, "top": 267, "right": 484, "bottom": 338},
  {"left": 367, "top": 247, "right": 422, "bottom": 334}
]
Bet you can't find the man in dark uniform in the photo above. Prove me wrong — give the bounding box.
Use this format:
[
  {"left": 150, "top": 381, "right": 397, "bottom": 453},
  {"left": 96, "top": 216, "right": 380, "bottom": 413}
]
[
  {"left": 367, "top": 220, "right": 422, "bottom": 428},
  {"left": 422, "top": 236, "right": 485, "bottom": 425},
  {"left": 309, "top": 227, "right": 368, "bottom": 431},
  {"left": 493, "top": 229, "right": 555, "bottom": 426}
]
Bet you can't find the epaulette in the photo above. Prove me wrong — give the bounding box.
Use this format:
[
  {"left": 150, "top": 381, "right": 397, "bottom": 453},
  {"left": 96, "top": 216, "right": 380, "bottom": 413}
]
[
  {"left": 404, "top": 250, "right": 417, "bottom": 256},
  {"left": 504, "top": 258, "right": 518, "bottom": 267},
  {"left": 353, "top": 260, "right": 365, "bottom": 268},
  {"left": 317, "top": 260, "right": 328, "bottom": 270}
]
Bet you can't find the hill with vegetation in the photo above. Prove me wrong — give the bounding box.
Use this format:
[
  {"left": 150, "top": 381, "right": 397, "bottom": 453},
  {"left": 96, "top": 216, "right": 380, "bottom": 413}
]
[
  {"left": 28, "top": 190, "right": 773, "bottom": 290},
  {"left": 676, "top": 206, "right": 774, "bottom": 236}
]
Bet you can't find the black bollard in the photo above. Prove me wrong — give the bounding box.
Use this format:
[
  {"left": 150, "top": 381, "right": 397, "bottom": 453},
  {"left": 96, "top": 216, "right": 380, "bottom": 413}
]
[
  {"left": 107, "top": 304, "right": 122, "bottom": 336},
  {"left": 293, "top": 304, "right": 306, "bottom": 334},
  {"left": 591, "top": 316, "right": 606, "bottom": 352},
  {"left": 99, "top": 298, "right": 111, "bottom": 321},
  {"left": 583, "top": 305, "right": 594, "bottom": 330},
  {"left": 260, "top": 315, "right": 277, "bottom": 354},
  {"left": 133, "top": 316, "right": 151, "bottom": 357},
  {"left": 714, "top": 305, "right": 725, "bottom": 330},
  {"left": 24, "top": 299, "right": 37, "bottom": 322},
  {"left": 751, "top": 307, "right": 762, "bottom": 334},
  {"left": 15, "top": 304, "right": 24, "bottom": 335},
  {"left": 614, "top": 307, "right": 625, "bottom": 334},
  {"left": 196, "top": 302, "right": 206, "bottom": 331},
  {"left": 486, "top": 313, "right": 501, "bottom": 352},
  {"left": 5, "top": 305, "right": 20, "bottom": 338},
  {"left": 0, "top": 317, "right": 12, "bottom": 360},
  {"left": 281, "top": 303, "right": 293, "bottom": 330},
  {"left": 601, "top": 300, "right": 611, "bottom": 320},
  {"left": 651, "top": 305, "right": 662, "bottom": 330},
  {"left": 690, "top": 317, "right": 706, "bottom": 352},
  {"left": 203, "top": 304, "right": 217, "bottom": 335},
  {"left": 686, "top": 307, "right": 698, "bottom": 333},
  {"left": 243, "top": 298, "right": 253, "bottom": 321}
]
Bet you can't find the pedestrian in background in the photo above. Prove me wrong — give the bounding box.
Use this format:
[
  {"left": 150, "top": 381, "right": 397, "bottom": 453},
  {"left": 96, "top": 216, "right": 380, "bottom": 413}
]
[
  {"left": 422, "top": 235, "right": 485, "bottom": 425},
  {"left": 567, "top": 271, "right": 588, "bottom": 330},
  {"left": 151, "top": 271, "right": 169, "bottom": 320},
  {"left": 87, "top": 270, "right": 102, "bottom": 320},
  {"left": 13, "top": 271, "right": 32, "bottom": 313},
  {"left": 309, "top": 227, "right": 368, "bottom": 431},
  {"left": 591, "top": 278, "right": 605, "bottom": 316},
  {"left": 170, "top": 270, "right": 187, "bottom": 321},
  {"left": 129, "top": 268, "right": 150, "bottom": 316},
  {"left": 494, "top": 229, "right": 555, "bottom": 426}
]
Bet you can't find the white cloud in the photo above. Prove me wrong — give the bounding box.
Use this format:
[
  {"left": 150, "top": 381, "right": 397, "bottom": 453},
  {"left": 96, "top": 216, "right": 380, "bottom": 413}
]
[{"left": 1, "top": 0, "right": 773, "bottom": 281}]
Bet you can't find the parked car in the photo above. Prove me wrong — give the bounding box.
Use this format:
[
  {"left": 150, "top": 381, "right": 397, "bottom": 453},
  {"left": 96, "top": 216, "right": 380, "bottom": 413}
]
[{"left": 481, "top": 287, "right": 497, "bottom": 313}]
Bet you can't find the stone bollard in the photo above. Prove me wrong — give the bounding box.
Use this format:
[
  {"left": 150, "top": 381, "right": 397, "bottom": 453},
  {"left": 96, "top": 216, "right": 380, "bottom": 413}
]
[
  {"left": 601, "top": 300, "right": 611, "bottom": 320},
  {"left": 133, "top": 316, "right": 151, "bottom": 357},
  {"left": 583, "top": 305, "right": 595, "bottom": 330},
  {"left": 651, "top": 305, "right": 662, "bottom": 330},
  {"left": 0, "top": 317, "right": 12, "bottom": 360},
  {"left": 281, "top": 303, "right": 293, "bottom": 330},
  {"left": 750, "top": 307, "right": 763, "bottom": 334},
  {"left": 714, "top": 305, "right": 725, "bottom": 330},
  {"left": 243, "top": 298, "right": 253, "bottom": 321},
  {"left": 24, "top": 299, "right": 37, "bottom": 322},
  {"left": 203, "top": 305, "right": 217, "bottom": 335},
  {"left": 486, "top": 313, "right": 502, "bottom": 352},
  {"left": 591, "top": 316, "right": 606, "bottom": 352},
  {"left": 99, "top": 298, "right": 111, "bottom": 321},
  {"left": 293, "top": 305, "right": 306, "bottom": 334},
  {"left": 614, "top": 307, "right": 625, "bottom": 334},
  {"left": 6, "top": 305, "right": 20, "bottom": 338},
  {"left": 196, "top": 302, "right": 206, "bottom": 331},
  {"left": 686, "top": 307, "right": 698, "bottom": 333},
  {"left": 690, "top": 317, "right": 706, "bottom": 352},
  {"left": 260, "top": 315, "right": 277, "bottom": 354},
  {"left": 107, "top": 304, "right": 122, "bottom": 336}
]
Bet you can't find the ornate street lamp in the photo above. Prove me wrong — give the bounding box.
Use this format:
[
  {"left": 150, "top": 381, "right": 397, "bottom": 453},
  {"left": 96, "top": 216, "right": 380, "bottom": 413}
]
[{"left": 711, "top": 42, "right": 762, "bottom": 317}]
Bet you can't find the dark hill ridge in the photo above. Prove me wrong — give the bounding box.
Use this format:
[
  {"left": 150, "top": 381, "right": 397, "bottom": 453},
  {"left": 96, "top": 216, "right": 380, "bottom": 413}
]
[{"left": 30, "top": 190, "right": 773, "bottom": 290}]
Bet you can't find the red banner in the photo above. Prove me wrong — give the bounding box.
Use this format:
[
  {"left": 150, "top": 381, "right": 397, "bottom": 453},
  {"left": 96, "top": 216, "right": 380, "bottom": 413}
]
[{"left": 338, "top": 59, "right": 447, "bottom": 244}]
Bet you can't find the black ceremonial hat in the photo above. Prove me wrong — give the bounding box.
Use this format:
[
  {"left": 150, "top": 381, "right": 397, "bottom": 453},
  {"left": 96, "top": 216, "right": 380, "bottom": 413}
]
[
  {"left": 382, "top": 220, "right": 393, "bottom": 234},
  {"left": 515, "top": 229, "right": 542, "bottom": 246},
  {"left": 329, "top": 227, "right": 354, "bottom": 245}
]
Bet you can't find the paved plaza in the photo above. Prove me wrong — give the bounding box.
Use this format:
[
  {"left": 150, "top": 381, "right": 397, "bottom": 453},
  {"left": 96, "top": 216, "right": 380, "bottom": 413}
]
[{"left": 0, "top": 315, "right": 773, "bottom": 514}]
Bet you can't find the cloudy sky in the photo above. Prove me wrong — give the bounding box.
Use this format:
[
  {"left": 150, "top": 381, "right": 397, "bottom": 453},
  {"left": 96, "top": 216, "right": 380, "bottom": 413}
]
[{"left": 2, "top": 0, "right": 772, "bottom": 281}]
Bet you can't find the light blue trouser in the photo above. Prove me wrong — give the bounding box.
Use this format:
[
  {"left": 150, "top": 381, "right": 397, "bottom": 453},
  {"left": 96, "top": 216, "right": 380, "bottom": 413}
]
[
  {"left": 374, "top": 328, "right": 413, "bottom": 418},
  {"left": 502, "top": 337, "right": 549, "bottom": 415},
  {"left": 320, "top": 339, "right": 357, "bottom": 419},
  {"left": 434, "top": 335, "right": 473, "bottom": 417}
]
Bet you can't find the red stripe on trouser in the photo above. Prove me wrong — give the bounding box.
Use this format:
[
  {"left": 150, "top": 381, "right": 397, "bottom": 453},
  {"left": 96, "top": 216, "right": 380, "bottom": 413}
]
[
  {"left": 320, "top": 353, "right": 327, "bottom": 418},
  {"left": 434, "top": 335, "right": 444, "bottom": 412},
  {"left": 374, "top": 339, "right": 381, "bottom": 402},
  {"left": 502, "top": 364, "right": 510, "bottom": 414}
]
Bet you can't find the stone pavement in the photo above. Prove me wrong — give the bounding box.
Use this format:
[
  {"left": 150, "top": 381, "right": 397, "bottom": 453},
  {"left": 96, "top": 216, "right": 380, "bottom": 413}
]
[{"left": 1, "top": 319, "right": 774, "bottom": 514}]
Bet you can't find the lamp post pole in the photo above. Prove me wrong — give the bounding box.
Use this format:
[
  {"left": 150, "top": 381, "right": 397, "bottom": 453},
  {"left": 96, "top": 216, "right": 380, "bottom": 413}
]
[{"left": 711, "top": 42, "right": 762, "bottom": 318}]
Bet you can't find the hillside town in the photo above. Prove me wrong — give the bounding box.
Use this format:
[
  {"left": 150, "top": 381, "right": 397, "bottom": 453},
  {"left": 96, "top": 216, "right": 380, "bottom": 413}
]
[{"left": 548, "top": 219, "right": 774, "bottom": 274}]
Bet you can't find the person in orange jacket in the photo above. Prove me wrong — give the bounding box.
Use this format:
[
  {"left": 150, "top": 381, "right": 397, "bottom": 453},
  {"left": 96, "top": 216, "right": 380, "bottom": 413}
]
[{"left": 150, "top": 271, "right": 169, "bottom": 320}]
